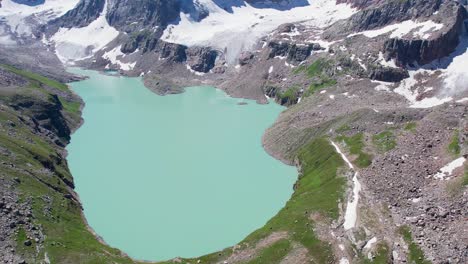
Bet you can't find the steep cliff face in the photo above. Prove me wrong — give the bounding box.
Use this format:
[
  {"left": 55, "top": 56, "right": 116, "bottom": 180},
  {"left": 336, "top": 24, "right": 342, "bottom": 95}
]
[
  {"left": 186, "top": 46, "right": 218, "bottom": 72},
  {"left": 267, "top": 41, "right": 320, "bottom": 64},
  {"left": 46, "top": 0, "right": 180, "bottom": 35},
  {"left": 383, "top": 1, "right": 467, "bottom": 66},
  {"left": 326, "top": 0, "right": 467, "bottom": 67},
  {"left": 48, "top": 0, "right": 105, "bottom": 30},
  {"left": 0, "top": 65, "right": 139, "bottom": 263},
  {"left": 9, "top": 94, "right": 71, "bottom": 142},
  {"left": 106, "top": 0, "right": 180, "bottom": 34},
  {"left": 334, "top": 0, "right": 445, "bottom": 34}
]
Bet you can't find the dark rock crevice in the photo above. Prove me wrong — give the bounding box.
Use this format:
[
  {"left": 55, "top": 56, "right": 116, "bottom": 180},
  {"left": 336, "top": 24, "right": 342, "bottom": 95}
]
[{"left": 8, "top": 94, "right": 72, "bottom": 143}]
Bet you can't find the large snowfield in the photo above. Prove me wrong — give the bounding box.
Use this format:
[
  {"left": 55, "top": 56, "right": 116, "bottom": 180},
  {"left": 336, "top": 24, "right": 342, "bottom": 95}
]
[
  {"left": 50, "top": 0, "right": 119, "bottom": 63},
  {"left": 162, "top": 0, "right": 356, "bottom": 63},
  {"left": 0, "top": 0, "right": 79, "bottom": 36},
  {"left": 1, "top": 0, "right": 467, "bottom": 107}
]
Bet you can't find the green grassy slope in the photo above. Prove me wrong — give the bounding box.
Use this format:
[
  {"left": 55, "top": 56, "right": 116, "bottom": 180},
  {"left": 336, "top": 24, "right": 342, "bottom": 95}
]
[{"left": 0, "top": 66, "right": 134, "bottom": 263}]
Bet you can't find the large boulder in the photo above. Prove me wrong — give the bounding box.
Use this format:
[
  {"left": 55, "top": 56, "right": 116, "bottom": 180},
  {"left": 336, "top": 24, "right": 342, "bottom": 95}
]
[
  {"left": 159, "top": 42, "right": 187, "bottom": 63},
  {"left": 268, "top": 41, "right": 316, "bottom": 63},
  {"left": 186, "top": 47, "right": 218, "bottom": 73},
  {"left": 369, "top": 66, "right": 409, "bottom": 82}
]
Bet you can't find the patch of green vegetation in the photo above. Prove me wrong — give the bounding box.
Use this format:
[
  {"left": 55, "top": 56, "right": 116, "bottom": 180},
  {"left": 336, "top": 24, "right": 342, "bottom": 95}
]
[
  {"left": 160, "top": 138, "right": 347, "bottom": 264},
  {"left": 60, "top": 100, "right": 82, "bottom": 124},
  {"left": 448, "top": 130, "right": 460, "bottom": 155},
  {"left": 404, "top": 122, "right": 417, "bottom": 132},
  {"left": 361, "top": 243, "right": 390, "bottom": 264},
  {"left": 305, "top": 78, "right": 337, "bottom": 96},
  {"left": 372, "top": 131, "right": 396, "bottom": 152},
  {"left": 0, "top": 83, "right": 128, "bottom": 263},
  {"left": 277, "top": 86, "right": 299, "bottom": 104},
  {"left": 246, "top": 239, "right": 292, "bottom": 264},
  {"left": 336, "top": 133, "right": 372, "bottom": 168},
  {"left": 16, "top": 227, "right": 27, "bottom": 243},
  {"left": 241, "top": 138, "right": 346, "bottom": 262},
  {"left": 0, "top": 64, "right": 69, "bottom": 92},
  {"left": 293, "top": 59, "right": 337, "bottom": 97},
  {"left": 398, "top": 226, "right": 431, "bottom": 264},
  {"left": 293, "top": 59, "right": 332, "bottom": 78},
  {"left": 1, "top": 64, "right": 81, "bottom": 124},
  {"left": 59, "top": 98, "right": 81, "bottom": 115},
  {"left": 336, "top": 124, "right": 351, "bottom": 134}
]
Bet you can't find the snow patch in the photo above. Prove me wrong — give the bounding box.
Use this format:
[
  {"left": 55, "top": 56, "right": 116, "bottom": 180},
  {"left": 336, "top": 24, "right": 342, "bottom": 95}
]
[
  {"left": 330, "top": 141, "right": 361, "bottom": 230},
  {"left": 102, "top": 45, "right": 136, "bottom": 71},
  {"left": 340, "top": 258, "right": 350, "bottom": 264},
  {"left": 186, "top": 64, "right": 205, "bottom": 76},
  {"left": 410, "top": 97, "right": 453, "bottom": 108},
  {"left": 0, "top": 35, "right": 15, "bottom": 45},
  {"left": 394, "top": 69, "right": 453, "bottom": 108},
  {"left": 377, "top": 52, "right": 398, "bottom": 68},
  {"left": 442, "top": 38, "right": 468, "bottom": 96},
  {"left": 0, "top": 0, "right": 79, "bottom": 37},
  {"left": 268, "top": 66, "right": 274, "bottom": 74},
  {"left": 44, "top": 252, "right": 50, "bottom": 264},
  {"left": 50, "top": 0, "right": 119, "bottom": 63},
  {"left": 357, "top": 57, "right": 367, "bottom": 71},
  {"left": 330, "top": 141, "right": 354, "bottom": 173},
  {"left": 343, "top": 172, "right": 361, "bottom": 230},
  {"left": 364, "top": 237, "right": 377, "bottom": 249},
  {"left": 284, "top": 61, "right": 295, "bottom": 68},
  {"left": 349, "top": 20, "right": 444, "bottom": 40},
  {"left": 372, "top": 80, "right": 392, "bottom": 92},
  {"left": 433, "top": 157, "right": 466, "bottom": 180}
]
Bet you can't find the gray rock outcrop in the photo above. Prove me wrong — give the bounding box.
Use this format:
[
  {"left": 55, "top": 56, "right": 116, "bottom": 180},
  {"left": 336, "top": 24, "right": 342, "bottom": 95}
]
[{"left": 186, "top": 47, "right": 218, "bottom": 73}]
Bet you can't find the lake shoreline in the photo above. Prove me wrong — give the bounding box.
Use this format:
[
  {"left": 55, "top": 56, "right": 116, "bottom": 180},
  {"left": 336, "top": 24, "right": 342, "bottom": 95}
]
[{"left": 66, "top": 68, "right": 297, "bottom": 261}]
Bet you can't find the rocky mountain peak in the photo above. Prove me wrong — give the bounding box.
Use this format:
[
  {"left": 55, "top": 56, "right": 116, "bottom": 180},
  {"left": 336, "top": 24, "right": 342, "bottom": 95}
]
[
  {"left": 48, "top": 0, "right": 105, "bottom": 30},
  {"left": 106, "top": 0, "right": 180, "bottom": 33}
]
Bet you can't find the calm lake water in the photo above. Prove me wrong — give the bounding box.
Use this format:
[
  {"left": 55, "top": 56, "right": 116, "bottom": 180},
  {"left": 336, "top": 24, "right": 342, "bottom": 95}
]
[{"left": 66, "top": 68, "right": 296, "bottom": 261}]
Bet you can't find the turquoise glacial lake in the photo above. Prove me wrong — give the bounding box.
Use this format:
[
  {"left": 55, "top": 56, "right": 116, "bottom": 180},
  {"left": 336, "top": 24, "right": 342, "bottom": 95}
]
[{"left": 66, "top": 68, "right": 296, "bottom": 261}]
